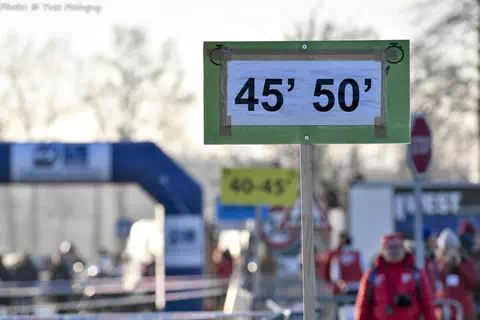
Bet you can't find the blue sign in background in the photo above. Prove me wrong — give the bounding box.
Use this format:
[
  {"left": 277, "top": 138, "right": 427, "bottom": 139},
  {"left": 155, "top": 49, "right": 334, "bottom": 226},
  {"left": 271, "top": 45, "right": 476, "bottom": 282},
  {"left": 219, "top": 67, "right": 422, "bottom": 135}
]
[
  {"left": 396, "top": 214, "right": 480, "bottom": 238},
  {"left": 64, "top": 145, "right": 88, "bottom": 166},
  {"left": 393, "top": 184, "right": 480, "bottom": 238},
  {"left": 216, "top": 196, "right": 269, "bottom": 223},
  {"left": 116, "top": 218, "right": 134, "bottom": 239}
]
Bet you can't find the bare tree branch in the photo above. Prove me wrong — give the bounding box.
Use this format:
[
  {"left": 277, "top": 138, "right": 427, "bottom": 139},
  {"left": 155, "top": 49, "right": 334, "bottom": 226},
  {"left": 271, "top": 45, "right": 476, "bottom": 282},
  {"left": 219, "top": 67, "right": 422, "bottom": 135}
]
[
  {"left": 0, "top": 34, "right": 78, "bottom": 139},
  {"left": 84, "top": 26, "right": 195, "bottom": 143},
  {"left": 408, "top": 0, "right": 479, "bottom": 180}
]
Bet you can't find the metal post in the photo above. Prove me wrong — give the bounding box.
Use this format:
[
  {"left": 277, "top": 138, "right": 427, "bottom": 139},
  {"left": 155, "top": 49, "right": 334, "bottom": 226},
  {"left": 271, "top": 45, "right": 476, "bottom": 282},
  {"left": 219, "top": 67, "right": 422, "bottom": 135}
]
[
  {"left": 413, "top": 179, "right": 425, "bottom": 268},
  {"left": 155, "top": 205, "right": 166, "bottom": 310},
  {"left": 300, "top": 144, "right": 315, "bottom": 320},
  {"left": 254, "top": 205, "right": 262, "bottom": 296}
]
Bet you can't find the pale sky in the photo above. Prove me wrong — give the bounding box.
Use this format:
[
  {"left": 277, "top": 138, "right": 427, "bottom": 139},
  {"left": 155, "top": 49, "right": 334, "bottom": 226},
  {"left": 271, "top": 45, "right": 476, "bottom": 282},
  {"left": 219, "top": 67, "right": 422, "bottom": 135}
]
[{"left": 0, "top": 0, "right": 417, "bottom": 159}]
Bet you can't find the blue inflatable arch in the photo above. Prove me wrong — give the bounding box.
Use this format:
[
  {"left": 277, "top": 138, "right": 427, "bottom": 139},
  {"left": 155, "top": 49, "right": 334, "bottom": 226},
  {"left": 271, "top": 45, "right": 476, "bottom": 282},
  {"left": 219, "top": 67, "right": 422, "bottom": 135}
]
[{"left": 0, "top": 141, "right": 203, "bottom": 311}]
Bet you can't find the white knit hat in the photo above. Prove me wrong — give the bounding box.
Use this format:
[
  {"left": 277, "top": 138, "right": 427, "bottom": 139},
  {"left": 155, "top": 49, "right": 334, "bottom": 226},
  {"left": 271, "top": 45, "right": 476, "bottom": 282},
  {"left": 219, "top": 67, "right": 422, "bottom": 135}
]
[{"left": 437, "top": 228, "right": 461, "bottom": 249}]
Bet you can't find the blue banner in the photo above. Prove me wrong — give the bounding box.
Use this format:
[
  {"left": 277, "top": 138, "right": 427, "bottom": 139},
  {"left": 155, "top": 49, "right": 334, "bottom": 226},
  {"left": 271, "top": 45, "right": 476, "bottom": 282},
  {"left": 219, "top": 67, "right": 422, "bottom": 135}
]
[
  {"left": 216, "top": 196, "right": 269, "bottom": 223},
  {"left": 393, "top": 184, "right": 480, "bottom": 238}
]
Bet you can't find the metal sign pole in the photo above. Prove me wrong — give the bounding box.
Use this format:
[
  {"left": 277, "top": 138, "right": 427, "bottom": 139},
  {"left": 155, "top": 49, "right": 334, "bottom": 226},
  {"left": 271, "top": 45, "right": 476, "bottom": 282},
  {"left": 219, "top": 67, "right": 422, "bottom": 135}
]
[
  {"left": 300, "top": 144, "right": 315, "bottom": 320},
  {"left": 413, "top": 177, "right": 425, "bottom": 268},
  {"left": 155, "top": 205, "right": 166, "bottom": 310},
  {"left": 409, "top": 114, "right": 431, "bottom": 269},
  {"left": 254, "top": 205, "right": 262, "bottom": 296}
]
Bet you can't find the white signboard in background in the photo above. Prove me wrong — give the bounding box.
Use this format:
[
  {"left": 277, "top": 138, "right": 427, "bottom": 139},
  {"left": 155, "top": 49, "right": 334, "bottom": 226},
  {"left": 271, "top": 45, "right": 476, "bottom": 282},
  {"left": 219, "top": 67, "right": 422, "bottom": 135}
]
[
  {"left": 10, "top": 143, "right": 112, "bottom": 182},
  {"left": 165, "top": 215, "right": 204, "bottom": 268},
  {"left": 227, "top": 60, "right": 382, "bottom": 126}
]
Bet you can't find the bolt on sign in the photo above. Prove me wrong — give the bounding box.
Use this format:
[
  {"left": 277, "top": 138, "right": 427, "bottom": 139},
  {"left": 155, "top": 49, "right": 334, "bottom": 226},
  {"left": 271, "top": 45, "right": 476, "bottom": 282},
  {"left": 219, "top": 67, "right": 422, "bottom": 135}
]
[{"left": 204, "top": 41, "right": 410, "bottom": 144}]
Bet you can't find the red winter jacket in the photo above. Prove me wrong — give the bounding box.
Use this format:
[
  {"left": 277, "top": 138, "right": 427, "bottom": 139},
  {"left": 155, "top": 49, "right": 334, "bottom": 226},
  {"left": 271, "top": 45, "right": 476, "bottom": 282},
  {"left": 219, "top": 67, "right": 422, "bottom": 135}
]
[
  {"left": 355, "top": 253, "right": 436, "bottom": 320},
  {"left": 323, "top": 246, "right": 363, "bottom": 295},
  {"left": 216, "top": 258, "right": 233, "bottom": 279},
  {"left": 435, "top": 256, "right": 478, "bottom": 319}
]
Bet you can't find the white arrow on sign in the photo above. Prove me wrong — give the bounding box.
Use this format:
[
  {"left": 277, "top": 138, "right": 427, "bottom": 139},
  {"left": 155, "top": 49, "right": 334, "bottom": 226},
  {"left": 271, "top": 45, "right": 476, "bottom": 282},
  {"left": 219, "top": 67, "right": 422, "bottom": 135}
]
[{"left": 280, "top": 197, "right": 331, "bottom": 231}]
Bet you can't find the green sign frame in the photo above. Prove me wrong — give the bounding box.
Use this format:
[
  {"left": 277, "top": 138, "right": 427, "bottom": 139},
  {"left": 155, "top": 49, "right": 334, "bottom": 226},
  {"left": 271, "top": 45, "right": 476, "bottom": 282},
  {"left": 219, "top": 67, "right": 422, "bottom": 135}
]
[{"left": 204, "top": 40, "right": 410, "bottom": 145}]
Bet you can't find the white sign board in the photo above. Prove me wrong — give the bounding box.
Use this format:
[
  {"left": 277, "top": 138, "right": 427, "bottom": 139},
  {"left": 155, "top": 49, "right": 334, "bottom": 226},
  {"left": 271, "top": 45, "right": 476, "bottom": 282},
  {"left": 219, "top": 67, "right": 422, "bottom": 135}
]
[
  {"left": 227, "top": 60, "right": 383, "bottom": 126},
  {"left": 165, "top": 215, "right": 204, "bottom": 268},
  {"left": 11, "top": 143, "right": 112, "bottom": 182}
]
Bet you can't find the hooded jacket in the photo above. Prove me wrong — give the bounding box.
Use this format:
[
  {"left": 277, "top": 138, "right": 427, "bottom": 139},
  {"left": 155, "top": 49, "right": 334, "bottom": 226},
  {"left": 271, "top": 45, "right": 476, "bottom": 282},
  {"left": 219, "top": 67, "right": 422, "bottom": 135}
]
[
  {"left": 458, "top": 221, "right": 476, "bottom": 236},
  {"left": 355, "top": 252, "right": 436, "bottom": 320},
  {"left": 436, "top": 254, "right": 478, "bottom": 318},
  {"left": 216, "top": 251, "right": 234, "bottom": 279},
  {"left": 438, "top": 228, "right": 461, "bottom": 250}
]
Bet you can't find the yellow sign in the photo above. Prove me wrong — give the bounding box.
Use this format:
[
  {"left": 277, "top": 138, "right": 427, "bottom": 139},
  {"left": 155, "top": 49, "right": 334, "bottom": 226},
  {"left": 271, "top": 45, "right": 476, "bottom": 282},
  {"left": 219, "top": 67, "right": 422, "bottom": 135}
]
[{"left": 221, "top": 168, "right": 298, "bottom": 206}]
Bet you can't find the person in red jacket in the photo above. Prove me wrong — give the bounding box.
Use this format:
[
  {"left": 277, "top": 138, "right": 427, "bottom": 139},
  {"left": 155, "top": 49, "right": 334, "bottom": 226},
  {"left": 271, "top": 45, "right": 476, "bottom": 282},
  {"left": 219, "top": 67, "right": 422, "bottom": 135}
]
[
  {"left": 435, "top": 228, "right": 478, "bottom": 320},
  {"left": 216, "top": 249, "right": 234, "bottom": 279},
  {"left": 322, "top": 231, "right": 363, "bottom": 295},
  {"left": 355, "top": 233, "right": 436, "bottom": 320}
]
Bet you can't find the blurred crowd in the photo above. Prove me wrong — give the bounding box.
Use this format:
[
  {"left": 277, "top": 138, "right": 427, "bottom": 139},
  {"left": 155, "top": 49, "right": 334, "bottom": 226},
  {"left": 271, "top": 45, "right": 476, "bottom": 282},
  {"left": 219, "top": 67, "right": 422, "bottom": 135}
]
[
  {"left": 316, "top": 221, "right": 480, "bottom": 320},
  {"left": 0, "top": 240, "right": 129, "bottom": 314},
  {"left": 3, "top": 222, "right": 478, "bottom": 319}
]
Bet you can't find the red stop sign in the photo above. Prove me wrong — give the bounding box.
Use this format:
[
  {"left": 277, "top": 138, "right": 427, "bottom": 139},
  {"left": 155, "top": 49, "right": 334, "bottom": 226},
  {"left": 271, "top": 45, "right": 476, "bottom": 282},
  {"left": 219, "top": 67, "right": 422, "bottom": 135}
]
[{"left": 408, "top": 114, "right": 432, "bottom": 177}]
